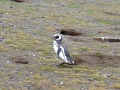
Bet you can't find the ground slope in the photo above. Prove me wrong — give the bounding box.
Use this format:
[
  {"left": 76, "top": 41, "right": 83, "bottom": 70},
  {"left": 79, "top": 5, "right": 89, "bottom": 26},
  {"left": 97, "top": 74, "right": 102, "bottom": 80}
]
[{"left": 0, "top": 0, "right": 120, "bottom": 90}]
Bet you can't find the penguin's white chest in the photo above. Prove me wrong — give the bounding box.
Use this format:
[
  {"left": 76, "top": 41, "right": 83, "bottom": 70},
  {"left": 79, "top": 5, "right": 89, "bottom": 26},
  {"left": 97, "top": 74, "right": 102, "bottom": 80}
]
[{"left": 53, "top": 41, "right": 58, "bottom": 53}]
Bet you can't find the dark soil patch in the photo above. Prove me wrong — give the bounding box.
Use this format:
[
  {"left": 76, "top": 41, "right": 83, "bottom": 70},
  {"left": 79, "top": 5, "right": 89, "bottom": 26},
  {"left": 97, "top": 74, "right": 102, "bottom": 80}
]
[
  {"left": 9, "top": 55, "right": 29, "bottom": 64},
  {"left": 10, "top": 0, "right": 26, "bottom": 2},
  {"left": 56, "top": 29, "right": 83, "bottom": 36},
  {"left": 93, "top": 37, "right": 120, "bottom": 42},
  {"left": 72, "top": 55, "right": 86, "bottom": 65},
  {"left": 72, "top": 54, "right": 120, "bottom": 68},
  {"left": 104, "top": 12, "right": 120, "bottom": 16},
  {"left": 110, "top": 27, "right": 120, "bottom": 31}
]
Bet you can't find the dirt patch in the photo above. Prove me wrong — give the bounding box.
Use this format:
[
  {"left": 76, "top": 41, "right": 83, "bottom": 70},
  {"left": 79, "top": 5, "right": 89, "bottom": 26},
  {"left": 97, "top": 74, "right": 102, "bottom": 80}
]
[
  {"left": 56, "top": 29, "right": 83, "bottom": 36},
  {"left": 72, "top": 55, "right": 86, "bottom": 65},
  {"left": 9, "top": 55, "right": 29, "bottom": 64},
  {"left": 1, "top": 51, "right": 38, "bottom": 64},
  {"left": 110, "top": 27, "right": 120, "bottom": 31},
  {"left": 10, "top": 56, "right": 29, "bottom": 64},
  {"left": 93, "top": 37, "right": 120, "bottom": 42},
  {"left": 72, "top": 54, "right": 120, "bottom": 68},
  {"left": 104, "top": 12, "right": 120, "bottom": 16}
]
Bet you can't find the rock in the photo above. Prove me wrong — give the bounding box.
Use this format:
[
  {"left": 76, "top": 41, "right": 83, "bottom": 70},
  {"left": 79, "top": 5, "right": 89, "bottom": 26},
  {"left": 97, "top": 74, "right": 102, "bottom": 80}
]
[
  {"left": 60, "top": 81, "right": 64, "bottom": 85},
  {"left": 94, "top": 84, "right": 99, "bottom": 87},
  {"left": 0, "top": 36, "right": 4, "bottom": 41},
  {"left": 88, "top": 78, "right": 93, "bottom": 81},
  {"left": 106, "top": 74, "right": 112, "bottom": 77}
]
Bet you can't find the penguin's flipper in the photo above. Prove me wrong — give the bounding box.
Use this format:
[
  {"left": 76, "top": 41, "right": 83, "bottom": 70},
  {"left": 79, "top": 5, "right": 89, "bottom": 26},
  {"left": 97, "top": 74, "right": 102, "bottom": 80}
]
[{"left": 63, "top": 47, "right": 74, "bottom": 64}]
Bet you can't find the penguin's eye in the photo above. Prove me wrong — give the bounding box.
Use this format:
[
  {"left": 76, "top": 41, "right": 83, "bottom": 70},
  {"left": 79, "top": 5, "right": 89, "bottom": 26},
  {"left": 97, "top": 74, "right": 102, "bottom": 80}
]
[
  {"left": 56, "top": 36, "right": 59, "bottom": 39},
  {"left": 54, "top": 36, "right": 59, "bottom": 39}
]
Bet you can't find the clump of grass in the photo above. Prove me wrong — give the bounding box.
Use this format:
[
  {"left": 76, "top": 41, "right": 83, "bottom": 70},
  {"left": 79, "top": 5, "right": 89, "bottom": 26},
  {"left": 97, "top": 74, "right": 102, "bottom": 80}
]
[
  {"left": 110, "top": 76, "right": 120, "bottom": 83},
  {"left": 52, "top": 86, "right": 67, "bottom": 90},
  {"left": 95, "top": 52, "right": 103, "bottom": 57},
  {"left": 0, "top": 44, "right": 9, "bottom": 51},
  {"left": 91, "top": 74, "right": 106, "bottom": 81},
  {"left": 37, "top": 66, "right": 57, "bottom": 72},
  {"left": 36, "top": 45, "right": 52, "bottom": 55},
  {"left": 33, "top": 74, "right": 42, "bottom": 80},
  {"left": 81, "top": 47, "right": 92, "bottom": 52},
  {"left": 0, "top": 72, "right": 4, "bottom": 77},
  {"left": 89, "top": 87, "right": 106, "bottom": 90},
  {"left": 101, "top": 44, "right": 110, "bottom": 48},
  {"left": 111, "top": 84, "right": 120, "bottom": 89},
  {"left": 96, "top": 19, "right": 112, "bottom": 25},
  {"left": 3, "top": 29, "right": 43, "bottom": 50},
  {"left": 45, "top": 26, "right": 55, "bottom": 31}
]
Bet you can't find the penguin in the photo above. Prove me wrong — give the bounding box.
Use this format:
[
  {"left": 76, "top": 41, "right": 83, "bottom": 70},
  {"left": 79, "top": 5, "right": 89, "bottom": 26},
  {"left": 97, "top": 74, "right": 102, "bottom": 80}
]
[{"left": 53, "top": 34, "right": 74, "bottom": 66}]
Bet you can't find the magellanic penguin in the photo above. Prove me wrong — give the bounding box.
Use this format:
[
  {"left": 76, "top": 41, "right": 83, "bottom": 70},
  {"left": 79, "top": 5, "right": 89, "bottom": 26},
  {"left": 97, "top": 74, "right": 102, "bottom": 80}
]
[{"left": 53, "top": 34, "right": 74, "bottom": 66}]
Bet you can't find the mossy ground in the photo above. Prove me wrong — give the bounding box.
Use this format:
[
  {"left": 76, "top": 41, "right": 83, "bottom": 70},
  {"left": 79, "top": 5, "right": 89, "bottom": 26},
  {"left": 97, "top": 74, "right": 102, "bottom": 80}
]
[{"left": 0, "top": 0, "right": 120, "bottom": 90}]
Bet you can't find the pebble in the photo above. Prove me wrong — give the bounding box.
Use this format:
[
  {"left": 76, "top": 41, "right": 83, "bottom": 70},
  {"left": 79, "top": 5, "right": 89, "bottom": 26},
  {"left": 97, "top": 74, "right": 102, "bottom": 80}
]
[
  {"left": 6, "top": 61, "right": 10, "bottom": 64},
  {"left": 94, "top": 84, "right": 99, "bottom": 87},
  {"left": 60, "top": 81, "right": 64, "bottom": 85},
  {"left": 106, "top": 74, "right": 112, "bottom": 77},
  {"left": 88, "top": 78, "right": 93, "bottom": 81},
  {"left": 26, "top": 85, "right": 30, "bottom": 90}
]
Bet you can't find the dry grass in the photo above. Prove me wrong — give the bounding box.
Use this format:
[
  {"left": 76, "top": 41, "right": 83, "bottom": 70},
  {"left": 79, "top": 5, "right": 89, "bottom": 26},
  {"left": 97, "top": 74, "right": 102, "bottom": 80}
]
[{"left": 0, "top": 0, "right": 120, "bottom": 90}]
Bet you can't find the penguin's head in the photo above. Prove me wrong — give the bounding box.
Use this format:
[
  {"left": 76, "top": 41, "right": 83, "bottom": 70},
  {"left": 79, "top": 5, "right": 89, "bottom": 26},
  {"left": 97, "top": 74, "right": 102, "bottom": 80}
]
[{"left": 54, "top": 34, "right": 62, "bottom": 41}]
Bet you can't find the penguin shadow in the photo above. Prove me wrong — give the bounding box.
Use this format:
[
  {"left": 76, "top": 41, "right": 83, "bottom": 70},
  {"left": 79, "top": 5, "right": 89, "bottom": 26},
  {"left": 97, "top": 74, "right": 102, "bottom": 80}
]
[{"left": 53, "top": 63, "right": 74, "bottom": 68}]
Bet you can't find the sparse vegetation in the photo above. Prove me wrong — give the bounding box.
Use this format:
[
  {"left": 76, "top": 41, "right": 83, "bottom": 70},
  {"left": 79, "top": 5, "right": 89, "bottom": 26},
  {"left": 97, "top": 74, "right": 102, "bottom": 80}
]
[{"left": 0, "top": 0, "right": 120, "bottom": 89}]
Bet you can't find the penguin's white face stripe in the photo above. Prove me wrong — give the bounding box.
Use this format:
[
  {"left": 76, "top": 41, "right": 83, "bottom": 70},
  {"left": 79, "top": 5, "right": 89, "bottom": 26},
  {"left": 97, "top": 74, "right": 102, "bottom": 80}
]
[{"left": 54, "top": 34, "right": 62, "bottom": 41}]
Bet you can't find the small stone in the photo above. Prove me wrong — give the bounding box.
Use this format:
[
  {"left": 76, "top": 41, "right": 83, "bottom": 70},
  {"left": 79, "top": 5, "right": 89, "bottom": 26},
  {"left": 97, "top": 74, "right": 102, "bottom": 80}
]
[
  {"left": 7, "top": 61, "right": 10, "bottom": 64},
  {"left": 14, "top": 72, "right": 18, "bottom": 74},
  {"left": 88, "top": 78, "right": 93, "bottom": 81},
  {"left": 60, "top": 81, "right": 64, "bottom": 85},
  {"left": 94, "top": 84, "right": 99, "bottom": 87},
  {"left": 98, "top": 31, "right": 102, "bottom": 33},
  {"left": 41, "top": 16, "right": 45, "bottom": 18},
  {"left": 107, "top": 74, "right": 112, "bottom": 77},
  {"left": 10, "top": 24, "right": 14, "bottom": 26},
  {"left": 26, "top": 85, "right": 30, "bottom": 89}
]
